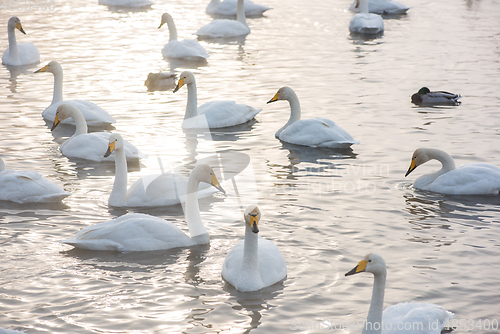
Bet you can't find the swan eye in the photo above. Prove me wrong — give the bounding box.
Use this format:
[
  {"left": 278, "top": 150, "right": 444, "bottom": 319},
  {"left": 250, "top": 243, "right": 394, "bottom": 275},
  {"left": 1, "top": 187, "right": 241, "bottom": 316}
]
[{"left": 368, "top": 260, "right": 372, "bottom": 262}]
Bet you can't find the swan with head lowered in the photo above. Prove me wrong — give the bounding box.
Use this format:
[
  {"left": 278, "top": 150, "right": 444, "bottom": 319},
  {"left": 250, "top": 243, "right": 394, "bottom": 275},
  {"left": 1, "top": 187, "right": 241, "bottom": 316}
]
[
  {"left": 267, "top": 87, "right": 359, "bottom": 148},
  {"left": 349, "top": 0, "right": 384, "bottom": 35},
  {"left": 349, "top": 0, "right": 410, "bottom": 14},
  {"left": 35, "top": 61, "right": 116, "bottom": 127},
  {"left": 206, "top": 0, "right": 271, "bottom": 17},
  {"left": 173, "top": 71, "right": 261, "bottom": 129},
  {"left": 2, "top": 16, "right": 40, "bottom": 66},
  {"left": 159, "top": 13, "right": 209, "bottom": 60},
  {"left": 196, "top": 0, "right": 250, "bottom": 38},
  {"left": 222, "top": 205, "right": 287, "bottom": 292},
  {"left": 61, "top": 163, "right": 225, "bottom": 251},
  {"left": 345, "top": 253, "right": 454, "bottom": 334},
  {"left": 405, "top": 148, "right": 500, "bottom": 195},
  {"left": 51, "top": 104, "right": 144, "bottom": 162}
]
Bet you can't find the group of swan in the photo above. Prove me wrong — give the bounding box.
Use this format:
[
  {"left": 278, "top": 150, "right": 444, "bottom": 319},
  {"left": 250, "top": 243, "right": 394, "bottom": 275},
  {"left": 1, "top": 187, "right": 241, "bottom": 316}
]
[
  {"left": 411, "top": 87, "right": 462, "bottom": 106},
  {"left": 2, "top": 16, "right": 40, "bottom": 66}
]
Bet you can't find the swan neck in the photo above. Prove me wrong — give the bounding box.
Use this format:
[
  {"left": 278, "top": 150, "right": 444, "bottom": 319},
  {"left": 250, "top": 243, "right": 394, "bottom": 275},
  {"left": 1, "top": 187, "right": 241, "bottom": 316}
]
[
  {"left": 7, "top": 25, "right": 20, "bottom": 61},
  {"left": 108, "top": 146, "right": 128, "bottom": 207},
  {"left": 71, "top": 109, "right": 88, "bottom": 136},
  {"left": 0, "top": 157, "right": 5, "bottom": 172},
  {"left": 166, "top": 16, "right": 178, "bottom": 41},
  {"left": 185, "top": 174, "right": 208, "bottom": 239},
  {"left": 184, "top": 79, "right": 198, "bottom": 120},
  {"left": 51, "top": 69, "right": 64, "bottom": 105},
  {"left": 236, "top": 0, "right": 248, "bottom": 26},
  {"left": 359, "top": 0, "right": 369, "bottom": 13},
  {"left": 433, "top": 149, "right": 456, "bottom": 173},
  {"left": 242, "top": 224, "right": 259, "bottom": 270},
  {"left": 363, "top": 271, "right": 386, "bottom": 334},
  {"left": 287, "top": 90, "right": 302, "bottom": 123}
]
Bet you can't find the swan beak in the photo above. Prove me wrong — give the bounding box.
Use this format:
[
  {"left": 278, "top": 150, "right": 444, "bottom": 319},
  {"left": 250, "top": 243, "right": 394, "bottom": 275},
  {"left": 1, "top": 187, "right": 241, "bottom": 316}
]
[
  {"left": 405, "top": 158, "right": 417, "bottom": 177},
  {"left": 51, "top": 114, "right": 61, "bottom": 131},
  {"left": 249, "top": 214, "right": 259, "bottom": 234},
  {"left": 173, "top": 78, "right": 185, "bottom": 93},
  {"left": 345, "top": 259, "right": 368, "bottom": 276},
  {"left": 267, "top": 91, "right": 279, "bottom": 104},
  {"left": 17, "top": 22, "right": 26, "bottom": 34},
  {"left": 158, "top": 22, "right": 165, "bottom": 29},
  {"left": 211, "top": 173, "right": 226, "bottom": 194},
  {"left": 355, "top": 0, "right": 360, "bottom": 8},
  {"left": 104, "top": 141, "right": 115, "bottom": 158},
  {"left": 35, "top": 65, "right": 48, "bottom": 73}
]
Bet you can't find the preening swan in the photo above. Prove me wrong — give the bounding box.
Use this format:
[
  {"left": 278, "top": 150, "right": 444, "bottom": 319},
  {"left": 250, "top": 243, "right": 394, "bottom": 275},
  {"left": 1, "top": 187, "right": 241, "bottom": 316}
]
[
  {"left": 61, "top": 164, "right": 225, "bottom": 251},
  {"left": 349, "top": 0, "right": 384, "bottom": 35},
  {"left": 173, "top": 71, "right": 261, "bottom": 128},
  {"left": 51, "top": 104, "right": 144, "bottom": 162},
  {"left": 159, "top": 13, "right": 209, "bottom": 60},
  {"left": 104, "top": 133, "right": 218, "bottom": 207},
  {"left": 35, "top": 61, "right": 116, "bottom": 126},
  {"left": 0, "top": 156, "right": 70, "bottom": 203},
  {"left": 267, "top": 87, "right": 359, "bottom": 148},
  {"left": 2, "top": 16, "right": 40, "bottom": 66},
  {"left": 222, "top": 205, "right": 287, "bottom": 292},
  {"left": 196, "top": 0, "right": 250, "bottom": 38},
  {"left": 98, "top": 0, "right": 153, "bottom": 7},
  {"left": 345, "top": 253, "right": 454, "bottom": 334},
  {"left": 206, "top": 0, "right": 271, "bottom": 17},
  {"left": 411, "top": 87, "right": 461, "bottom": 106},
  {"left": 405, "top": 148, "right": 500, "bottom": 195},
  {"left": 349, "top": 0, "right": 410, "bottom": 14}
]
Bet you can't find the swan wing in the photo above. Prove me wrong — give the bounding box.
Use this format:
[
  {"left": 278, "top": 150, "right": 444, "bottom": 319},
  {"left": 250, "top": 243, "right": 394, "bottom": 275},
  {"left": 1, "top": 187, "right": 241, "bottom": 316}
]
[
  {"left": 162, "top": 40, "right": 209, "bottom": 59},
  {"left": 383, "top": 302, "right": 453, "bottom": 334},
  {"left": 258, "top": 237, "right": 287, "bottom": 287},
  {"left": 188, "top": 100, "right": 261, "bottom": 128},
  {"left": 2, "top": 42, "right": 40, "bottom": 66},
  {"left": 196, "top": 20, "right": 250, "bottom": 38},
  {"left": 207, "top": 0, "right": 271, "bottom": 16},
  {"left": 349, "top": 13, "right": 384, "bottom": 34},
  {"left": 349, "top": 0, "right": 410, "bottom": 14},
  {"left": 42, "top": 100, "right": 116, "bottom": 126}
]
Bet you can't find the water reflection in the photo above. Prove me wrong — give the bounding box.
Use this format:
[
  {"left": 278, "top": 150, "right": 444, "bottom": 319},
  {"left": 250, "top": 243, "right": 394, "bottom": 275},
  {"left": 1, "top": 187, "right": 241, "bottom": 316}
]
[
  {"left": 349, "top": 32, "right": 384, "bottom": 44},
  {"left": 3, "top": 63, "right": 39, "bottom": 93},
  {"left": 164, "top": 57, "right": 209, "bottom": 71},
  {"left": 281, "top": 142, "right": 357, "bottom": 165}
]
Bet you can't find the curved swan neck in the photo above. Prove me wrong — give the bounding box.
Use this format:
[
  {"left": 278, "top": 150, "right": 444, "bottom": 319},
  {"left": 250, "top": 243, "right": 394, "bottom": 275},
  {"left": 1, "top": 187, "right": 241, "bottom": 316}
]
[
  {"left": 431, "top": 149, "right": 456, "bottom": 172},
  {"left": 184, "top": 78, "right": 198, "bottom": 120},
  {"left": 51, "top": 67, "right": 64, "bottom": 105},
  {"left": 184, "top": 172, "right": 208, "bottom": 240},
  {"left": 69, "top": 108, "right": 88, "bottom": 136},
  {"left": 236, "top": 0, "right": 248, "bottom": 26},
  {"left": 7, "top": 24, "right": 20, "bottom": 61},
  {"left": 276, "top": 89, "right": 301, "bottom": 137},
  {"left": 363, "top": 271, "right": 386, "bottom": 334},
  {"left": 108, "top": 144, "right": 128, "bottom": 207},
  {"left": 165, "top": 15, "right": 178, "bottom": 41}
]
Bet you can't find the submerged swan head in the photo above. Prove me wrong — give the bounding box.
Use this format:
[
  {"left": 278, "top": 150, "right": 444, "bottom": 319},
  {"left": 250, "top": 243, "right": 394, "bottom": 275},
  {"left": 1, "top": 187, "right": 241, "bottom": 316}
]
[
  {"left": 8, "top": 16, "right": 26, "bottom": 34},
  {"left": 173, "top": 71, "right": 195, "bottom": 93},
  {"left": 35, "top": 60, "right": 63, "bottom": 75},
  {"left": 244, "top": 205, "right": 261, "bottom": 234},
  {"left": 191, "top": 164, "right": 226, "bottom": 194},
  {"left": 405, "top": 148, "right": 455, "bottom": 177},
  {"left": 104, "top": 133, "right": 124, "bottom": 158},
  {"left": 345, "top": 253, "right": 387, "bottom": 277}
]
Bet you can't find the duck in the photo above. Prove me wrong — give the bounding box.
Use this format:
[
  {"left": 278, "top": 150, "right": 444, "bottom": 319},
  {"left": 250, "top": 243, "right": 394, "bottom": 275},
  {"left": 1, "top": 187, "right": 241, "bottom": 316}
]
[
  {"left": 411, "top": 87, "right": 461, "bottom": 106},
  {"left": 349, "top": 0, "right": 410, "bottom": 14},
  {"left": 266, "top": 87, "right": 359, "bottom": 148},
  {"left": 159, "top": 13, "right": 209, "bottom": 60},
  {"left": 173, "top": 71, "right": 261, "bottom": 129},
  {"left": 60, "top": 164, "right": 225, "bottom": 251},
  {"left": 196, "top": 0, "right": 250, "bottom": 38},
  {"left": 405, "top": 148, "right": 500, "bottom": 195},
  {"left": 50, "top": 104, "right": 143, "bottom": 162},
  {"left": 104, "top": 133, "right": 218, "bottom": 207},
  {"left": 345, "top": 253, "right": 453, "bottom": 334},
  {"left": 206, "top": 0, "right": 271, "bottom": 17},
  {"left": 0, "top": 156, "right": 70, "bottom": 203},
  {"left": 2, "top": 16, "right": 40, "bottom": 66},
  {"left": 35, "top": 61, "right": 116, "bottom": 127},
  {"left": 145, "top": 72, "right": 177, "bottom": 91},
  {"left": 222, "top": 205, "right": 287, "bottom": 292},
  {"left": 349, "top": 0, "right": 384, "bottom": 35},
  {"left": 98, "top": 0, "right": 153, "bottom": 7}
]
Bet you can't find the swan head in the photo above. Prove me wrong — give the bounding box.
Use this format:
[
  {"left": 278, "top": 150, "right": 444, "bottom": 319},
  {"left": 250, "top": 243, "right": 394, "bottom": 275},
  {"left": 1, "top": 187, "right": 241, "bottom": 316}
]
[
  {"left": 244, "top": 205, "right": 261, "bottom": 234},
  {"left": 51, "top": 103, "right": 78, "bottom": 131},
  {"left": 345, "top": 253, "right": 387, "bottom": 277},
  {"left": 405, "top": 148, "right": 443, "bottom": 177},
  {"left": 191, "top": 164, "right": 225, "bottom": 194},
  {"left": 35, "top": 61, "right": 62, "bottom": 74},
  {"left": 173, "top": 71, "right": 195, "bottom": 93},
  {"left": 158, "top": 12, "right": 172, "bottom": 29},
  {"left": 267, "top": 86, "right": 295, "bottom": 104},
  {"left": 9, "top": 17, "right": 26, "bottom": 34},
  {"left": 104, "top": 133, "right": 124, "bottom": 157}
]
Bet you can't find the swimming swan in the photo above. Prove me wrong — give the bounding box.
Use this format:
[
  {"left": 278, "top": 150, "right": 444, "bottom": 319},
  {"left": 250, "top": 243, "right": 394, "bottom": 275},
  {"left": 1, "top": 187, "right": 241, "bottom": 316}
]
[
  {"left": 206, "top": 0, "right": 271, "bottom": 17},
  {"left": 105, "top": 133, "right": 217, "bottom": 207},
  {"left": 405, "top": 148, "right": 500, "bottom": 195},
  {"left": 267, "top": 87, "right": 359, "bottom": 148},
  {"left": 2, "top": 16, "right": 40, "bottom": 66},
  {"left": 51, "top": 104, "right": 144, "bottom": 162},
  {"left": 60, "top": 164, "right": 225, "bottom": 251},
  {"left": 173, "top": 71, "right": 261, "bottom": 128},
  {"left": 0, "top": 156, "right": 70, "bottom": 203},
  {"left": 159, "top": 13, "right": 209, "bottom": 60},
  {"left": 349, "top": 0, "right": 410, "bottom": 14},
  {"left": 98, "top": 0, "right": 153, "bottom": 7},
  {"left": 411, "top": 87, "right": 461, "bottom": 106},
  {"left": 345, "top": 253, "right": 454, "bottom": 334},
  {"left": 222, "top": 205, "right": 287, "bottom": 292},
  {"left": 196, "top": 0, "right": 250, "bottom": 38},
  {"left": 349, "top": 0, "right": 384, "bottom": 35},
  {"left": 35, "top": 61, "right": 116, "bottom": 127}
]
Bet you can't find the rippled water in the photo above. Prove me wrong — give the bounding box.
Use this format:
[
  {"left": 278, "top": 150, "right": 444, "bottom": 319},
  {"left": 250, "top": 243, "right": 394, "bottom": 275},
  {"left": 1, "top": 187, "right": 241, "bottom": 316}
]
[{"left": 1, "top": 0, "right": 500, "bottom": 333}]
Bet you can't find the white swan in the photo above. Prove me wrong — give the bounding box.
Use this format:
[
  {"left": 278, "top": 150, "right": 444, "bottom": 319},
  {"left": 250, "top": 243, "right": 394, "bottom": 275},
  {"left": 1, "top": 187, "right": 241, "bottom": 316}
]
[
  {"left": 2, "top": 16, "right": 40, "bottom": 66},
  {"left": 35, "top": 61, "right": 116, "bottom": 127},
  {"left": 51, "top": 104, "right": 144, "bottom": 162},
  {"left": 61, "top": 164, "right": 225, "bottom": 251},
  {"left": 349, "top": 0, "right": 384, "bottom": 35},
  {"left": 196, "top": 0, "right": 250, "bottom": 38},
  {"left": 159, "top": 13, "right": 209, "bottom": 60},
  {"left": 98, "top": 0, "right": 153, "bottom": 7},
  {"left": 345, "top": 253, "right": 453, "bottom": 334},
  {"left": 267, "top": 87, "right": 359, "bottom": 148},
  {"left": 349, "top": 0, "right": 410, "bottom": 14},
  {"left": 222, "top": 205, "right": 287, "bottom": 292},
  {"left": 405, "top": 148, "right": 500, "bottom": 195},
  {"left": 105, "top": 133, "right": 217, "bottom": 207},
  {"left": 173, "top": 71, "right": 261, "bottom": 129},
  {"left": 0, "top": 156, "right": 70, "bottom": 203},
  {"left": 0, "top": 328, "right": 27, "bottom": 334},
  {"left": 206, "top": 0, "right": 271, "bottom": 17}
]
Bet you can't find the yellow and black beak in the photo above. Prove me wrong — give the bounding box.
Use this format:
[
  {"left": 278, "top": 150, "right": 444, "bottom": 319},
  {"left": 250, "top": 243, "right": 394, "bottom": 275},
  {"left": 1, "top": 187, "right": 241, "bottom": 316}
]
[
  {"left": 249, "top": 213, "right": 259, "bottom": 234},
  {"left": 355, "top": 0, "right": 360, "bottom": 9},
  {"left": 345, "top": 259, "right": 368, "bottom": 276},
  {"left": 210, "top": 173, "right": 226, "bottom": 194},
  {"left": 17, "top": 22, "right": 26, "bottom": 34},
  {"left": 51, "top": 113, "right": 61, "bottom": 131},
  {"left": 158, "top": 22, "right": 165, "bottom": 29},
  {"left": 267, "top": 91, "right": 279, "bottom": 104},
  {"left": 104, "top": 141, "right": 116, "bottom": 158},
  {"left": 405, "top": 158, "right": 417, "bottom": 177},
  {"left": 34, "top": 64, "right": 48, "bottom": 73},
  {"left": 173, "top": 78, "right": 185, "bottom": 93}
]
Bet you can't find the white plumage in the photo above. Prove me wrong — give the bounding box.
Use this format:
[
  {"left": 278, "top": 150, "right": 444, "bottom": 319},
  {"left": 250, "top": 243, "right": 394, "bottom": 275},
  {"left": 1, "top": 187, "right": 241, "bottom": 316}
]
[
  {"left": 349, "top": 0, "right": 410, "bottom": 15},
  {"left": 196, "top": 0, "right": 250, "bottom": 38},
  {"left": 2, "top": 16, "right": 40, "bottom": 66},
  {"left": 349, "top": 0, "right": 384, "bottom": 35},
  {"left": 206, "top": 0, "right": 271, "bottom": 17},
  {"left": 98, "top": 0, "right": 153, "bottom": 7}
]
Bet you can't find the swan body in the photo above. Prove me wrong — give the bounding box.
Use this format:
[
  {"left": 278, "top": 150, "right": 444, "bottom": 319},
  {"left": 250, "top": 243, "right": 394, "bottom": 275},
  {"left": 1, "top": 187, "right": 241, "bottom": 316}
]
[
  {"left": 145, "top": 72, "right": 176, "bottom": 91},
  {"left": 405, "top": 148, "right": 500, "bottom": 195},
  {"left": 35, "top": 61, "right": 116, "bottom": 126},
  {"left": 159, "top": 13, "right": 209, "bottom": 60},
  {"left": 174, "top": 71, "right": 261, "bottom": 129},
  {"left": 61, "top": 164, "right": 225, "bottom": 251},
  {"left": 345, "top": 253, "right": 454, "bottom": 334},
  {"left": 0, "top": 328, "right": 27, "bottom": 334},
  {"left": 206, "top": 0, "right": 271, "bottom": 17},
  {"left": 98, "top": 0, "right": 153, "bottom": 7},
  {"left": 222, "top": 205, "right": 287, "bottom": 292},
  {"left": 267, "top": 87, "right": 359, "bottom": 148},
  {"left": 411, "top": 87, "right": 461, "bottom": 106},
  {"left": 349, "top": 0, "right": 384, "bottom": 35},
  {"left": 349, "top": 0, "right": 410, "bottom": 14},
  {"left": 2, "top": 16, "right": 40, "bottom": 66},
  {"left": 0, "top": 157, "right": 70, "bottom": 203},
  {"left": 196, "top": 0, "right": 250, "bottom": 38}
]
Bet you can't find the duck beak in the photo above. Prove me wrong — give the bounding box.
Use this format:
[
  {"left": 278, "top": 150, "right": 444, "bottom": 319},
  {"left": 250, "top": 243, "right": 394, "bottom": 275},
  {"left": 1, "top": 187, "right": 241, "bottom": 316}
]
[
  {"left": 35, "top": 65, "right": 48, "bottom": 73},
  {"left": 249, "top": 214, "right": 259, "bottom": 234},
  {"left": 173, "top": 78, "right": 185, "bottom": 93},
  {"left": 405, "top": 158, "right": 417, "bottom": 177},
  {"left": 51, "top": 114, "right": 61, "bottom": 131},
  {"left": 345, "top": 259, "right": 368, "bottom": 276},
  {"left": 267, "top": 91, "right": 279, "bottom": 104},
  {"left": 17, "top": 22, "right": 26, "bottom": 34},
  {"left": 104, "top": 141, "right": 115, "bottom": 158},
  {"left": 211, "top": 173, "right": 226, "bottom": 194}
]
